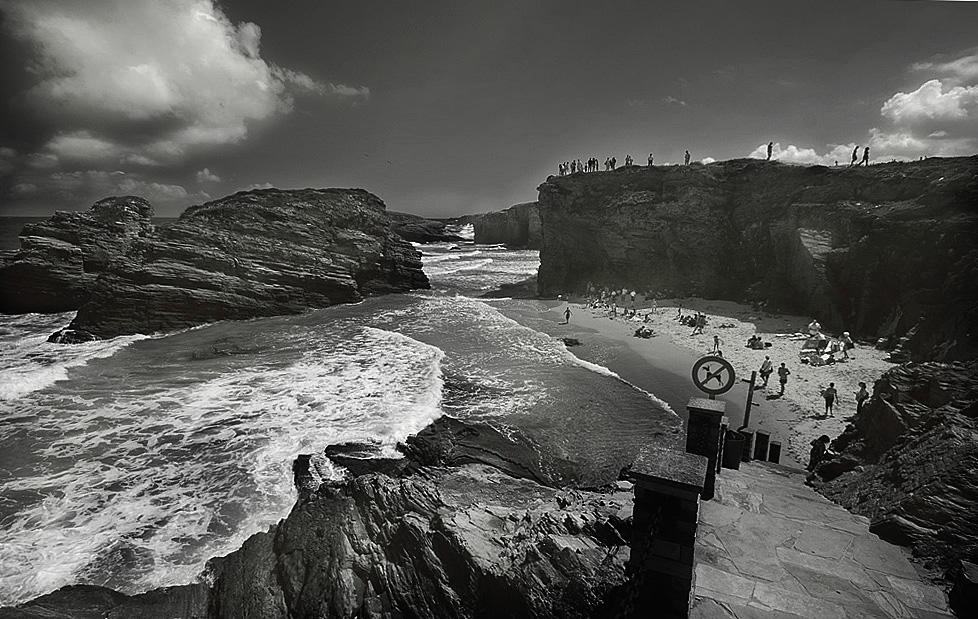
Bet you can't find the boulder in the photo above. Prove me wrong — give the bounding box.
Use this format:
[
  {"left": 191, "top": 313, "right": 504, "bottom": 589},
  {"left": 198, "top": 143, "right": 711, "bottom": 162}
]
[{"left": 387, "top": 211, "right": 464, "bottom": 243}]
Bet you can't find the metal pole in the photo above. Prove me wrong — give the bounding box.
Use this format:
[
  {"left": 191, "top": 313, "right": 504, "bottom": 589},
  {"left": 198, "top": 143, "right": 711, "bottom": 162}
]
[{"left": 742, "top": 371, "right": 757, "bottom": 429}]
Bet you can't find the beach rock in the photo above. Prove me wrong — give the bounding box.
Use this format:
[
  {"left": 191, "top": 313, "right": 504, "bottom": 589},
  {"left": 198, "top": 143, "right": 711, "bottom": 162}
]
[
  {"left": 0, "top": 583, "right": 210, "bottom": 619},
  {"left": 480, "top": 275, "right": 538, "bottom": 299},
  {"left": 47, "top": 328, "right": 101, "bottom": 344},
  {"left": 815, "top": 361, "right": 978, "bottom": 581},
  {"left": 203, "top": 463, "right": 631, "bottom": 619},
  {"left": 467, "top": 201, "right": 541, "bottom": 248},
  {"left": 0, "top": 196, "right": 154, "bottom": 313},
  {"left": 387, "top": 211, "right": 464, "bottom": 243},
  {"left": 58, "top": 188, "right": 428, "bottom": 339},
  {"left": 533, "top": 157, "right": 978, "bottom": 361}
]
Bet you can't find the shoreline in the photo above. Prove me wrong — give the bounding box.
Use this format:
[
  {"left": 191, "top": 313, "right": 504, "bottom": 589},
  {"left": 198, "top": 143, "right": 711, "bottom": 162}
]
[{"left": 514, "top": 296, "right": 895, "bottom": 468}]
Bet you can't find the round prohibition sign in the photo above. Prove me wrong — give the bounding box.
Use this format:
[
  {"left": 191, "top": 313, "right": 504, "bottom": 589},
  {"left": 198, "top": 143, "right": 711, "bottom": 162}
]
[{"left": 691, "top": 355, "right": 736, "bottom": 396}]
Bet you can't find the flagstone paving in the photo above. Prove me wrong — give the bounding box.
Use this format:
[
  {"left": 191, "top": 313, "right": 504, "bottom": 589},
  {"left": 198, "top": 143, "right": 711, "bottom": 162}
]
[{"left": 689, "top": 462, "right": 953, "bottom": 619}]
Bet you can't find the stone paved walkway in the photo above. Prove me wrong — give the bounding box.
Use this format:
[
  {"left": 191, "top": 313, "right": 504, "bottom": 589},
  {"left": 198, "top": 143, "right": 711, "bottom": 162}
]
[{"left": 690, "top": 461, "right": 953, "bottom": 619}]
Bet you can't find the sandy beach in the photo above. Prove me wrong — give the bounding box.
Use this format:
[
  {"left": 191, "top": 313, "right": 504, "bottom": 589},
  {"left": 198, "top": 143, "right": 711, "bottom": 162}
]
[{"left": 534, "top": 297, "right": 895, "bottom": 467}]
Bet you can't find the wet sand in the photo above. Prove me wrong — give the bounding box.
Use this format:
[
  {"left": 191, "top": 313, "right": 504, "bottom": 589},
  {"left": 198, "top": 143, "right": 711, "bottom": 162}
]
[{"left": 525, "top": 297, "right": 895, "bottom": 467}]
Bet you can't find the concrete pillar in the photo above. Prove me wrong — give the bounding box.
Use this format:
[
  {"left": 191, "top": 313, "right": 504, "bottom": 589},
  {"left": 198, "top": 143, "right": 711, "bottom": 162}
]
[
  {"left": 628, "top": 445, "right": 708, "bottom": 619},
  {"left": 684, "top": 397, "right": 726, "bottom": 500}
]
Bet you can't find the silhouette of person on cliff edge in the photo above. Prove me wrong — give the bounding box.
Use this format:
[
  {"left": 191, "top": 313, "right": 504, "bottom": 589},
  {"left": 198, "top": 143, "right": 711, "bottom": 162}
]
[
  {"left": 648, "top": 153, "right": 654, "bottom": 166},
  {"left": 860, "top": 147, "right": 870, "bottom": 166},
  {"left": 850, "top": 146, "right": 859, "bottom": 166},
  {"left": 684, "top": 150, "right": 691, "bottom": 165},
  {"left": 767, "top": 142, "right": 773, "bottom": 160}
]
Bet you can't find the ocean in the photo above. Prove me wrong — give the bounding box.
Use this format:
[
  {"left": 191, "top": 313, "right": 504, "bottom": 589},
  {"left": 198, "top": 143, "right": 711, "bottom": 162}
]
[{"left": 0, "top": 220, "right": 678, "bottom": 606}]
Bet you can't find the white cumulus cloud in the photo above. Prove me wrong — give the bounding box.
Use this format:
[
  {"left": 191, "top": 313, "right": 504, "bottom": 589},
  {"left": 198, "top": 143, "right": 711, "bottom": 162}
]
[
  {"left": 2, "top": 0, "right": 369, "bottom": 165},
  {"left": 196, "top": 167, "right": 222, "bottom": 183}
]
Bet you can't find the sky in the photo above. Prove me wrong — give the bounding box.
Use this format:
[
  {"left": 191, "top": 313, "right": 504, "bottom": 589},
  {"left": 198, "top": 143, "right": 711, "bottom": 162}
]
[{"left": 0, "top": 0, "right": 976, "bottom": 218}]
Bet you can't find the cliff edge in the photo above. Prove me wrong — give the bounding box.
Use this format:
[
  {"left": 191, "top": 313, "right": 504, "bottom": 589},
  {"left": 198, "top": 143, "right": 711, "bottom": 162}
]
[{"left": 536, "top": 157, "right": 978, "bottom": 361}]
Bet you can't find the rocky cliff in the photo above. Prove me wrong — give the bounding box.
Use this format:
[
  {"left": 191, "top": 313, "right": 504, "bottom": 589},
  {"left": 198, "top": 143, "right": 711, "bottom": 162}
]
[
  {"left": 536, "top": 157, "right": 978, "bottom": 361},
  {"left": 468, "top": 202, "right": 541, "bottom": 248},
  {"left": 2, "top": 417, "right": 636, "bottom": 619},
  {"left": 12, "top": 188, "right": 429, "bottom": 339},
  {"left": 0, "top": 197, "right": 155, "bottom": 313},
  {"left": 387, "top": 211, "right": 465, "bottom": 243},
  {"left": 812, "top": 362, "right": 978, "bottom": 589}
]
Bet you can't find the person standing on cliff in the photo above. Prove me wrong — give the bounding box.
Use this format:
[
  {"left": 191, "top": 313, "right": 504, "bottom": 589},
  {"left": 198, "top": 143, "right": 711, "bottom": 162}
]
[
  {"left": 648, "top": 153, "right": 654, "bottom": 166},
  {"left": 684, "top": 150, "right": 691, "bottom": 165},
  {"left": 860, "top": 147, "right": 870, "bottom": 166},
  {"left": 850, "top": 146, "right": 859, "bottom": 166},
  {"left": 777, "top": 363, "right": 790, "bottom": 396},
  {"left": 767, "top": 142, "right": 774, "bottom": 160},
  {"left": 611, "top": 156, "right": 617, "bottom": 169}
]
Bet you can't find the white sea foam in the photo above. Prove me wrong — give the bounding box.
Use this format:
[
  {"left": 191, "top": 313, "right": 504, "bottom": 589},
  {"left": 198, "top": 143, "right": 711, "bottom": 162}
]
[
  {"left": 0, "top": 324, "right": 444, "bottom": 606},
  {"left": 0, "top": 313, "right": 149, "bottom": 401}
]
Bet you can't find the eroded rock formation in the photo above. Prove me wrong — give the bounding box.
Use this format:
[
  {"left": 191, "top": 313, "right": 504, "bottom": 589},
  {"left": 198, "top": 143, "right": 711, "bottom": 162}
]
[
  {"left": 468, "top": 202, "right": 541, "bottom": 248},
  {"left": 0, "top": 196, "right": 154, "bottom": 313},
  {"left": 536, "top": 157, "right": 978, "bottom": 361},
  {"left": 813, "top": 361, "right": 978, "bottom": 585},
  {"left": 387, "top": 211, "right": 464, "bottom": 243},
  {"left": 31, "top": 188, "right": 429, "bottom": 339}
]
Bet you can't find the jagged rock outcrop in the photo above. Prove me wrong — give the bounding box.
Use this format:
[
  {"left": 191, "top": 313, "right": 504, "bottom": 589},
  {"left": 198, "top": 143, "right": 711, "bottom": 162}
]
[
  {"left": 535, "top": 157, "right": 978, "bottom": 361},
  {"left": 469, "top": 202, "right": 541, "bottom": 248},
  {"left": 51, "top": 188, "right": 428, "bottom": 339},
  {"left": 2, "top": 417, "right": 636, "bottom": 619},
  {"left": 0, "top": 197, "right": 154, "bottom": 313},
  {"left": 813, "top": 361, "right": 978, "bottom": 586},
  {"left": 387, "top": 211, "right": 464, "bottom": 243}
]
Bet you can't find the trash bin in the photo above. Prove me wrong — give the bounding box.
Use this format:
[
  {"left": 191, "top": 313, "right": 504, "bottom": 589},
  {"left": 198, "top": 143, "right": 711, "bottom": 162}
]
[{"left": 722, "top": 431, "right": 745, "bottom": 470}]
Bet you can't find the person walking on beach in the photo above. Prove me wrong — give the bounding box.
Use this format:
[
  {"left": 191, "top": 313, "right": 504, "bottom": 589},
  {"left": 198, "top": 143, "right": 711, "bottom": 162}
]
[
  {"left": 777, "top": 363, "right": 790, "bottom": 395},
  {"left": 563, "top": 306, "right": 572, "bottom": 324},
  {"left": 759, "top": 356, "right": 773, "bottom": 387},
  {"left": 712, "top": 334, "right": 722, "bottom": 355},
  {"left": 767, "top": 141, "right": 773, "bottom": 161},
  {"left": 841, "top": 331, "right": 854, "bottom": 359},
  {"left": 822, "top": 382, "right": 838, "bottom": 417},
  {"left": 855, "top": 381, "right": 869, "bottom": 414},
  {"left": 684, "top": 150, "right": 691, "bottom": 166},
  {"left": 850, "top": 146, "right": 859, "bottom": 166}
]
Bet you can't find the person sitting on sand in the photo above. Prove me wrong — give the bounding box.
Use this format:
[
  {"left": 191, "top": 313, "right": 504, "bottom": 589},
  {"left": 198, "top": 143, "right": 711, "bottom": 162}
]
[
  {"left": 807, "top": 435, "right": 831, "bottom": 472},
  {"left": 759, "top": 356, "right": 773, "bottom": 387},
  {"left": 822, "top": 382, "right": 839, "bottom": 417}
]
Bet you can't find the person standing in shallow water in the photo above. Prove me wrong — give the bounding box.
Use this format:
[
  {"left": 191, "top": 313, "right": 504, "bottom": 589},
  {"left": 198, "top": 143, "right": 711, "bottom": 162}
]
[
  {"left": 777, "top": 363, "right": 790, "bottom": 395},
  {"left": 767, "top": 141, "right": 773, "bottom": 160}
]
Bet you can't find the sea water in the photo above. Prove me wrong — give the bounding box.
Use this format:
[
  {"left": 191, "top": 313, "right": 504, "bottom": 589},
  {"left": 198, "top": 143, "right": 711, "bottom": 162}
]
[{"left": 0, "top": 221, "right": 677, "bottom": 605}]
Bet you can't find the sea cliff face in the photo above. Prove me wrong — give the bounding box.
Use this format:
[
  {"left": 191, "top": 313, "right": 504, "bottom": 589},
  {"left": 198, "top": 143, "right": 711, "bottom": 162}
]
[
  {"left": 467, "top": 202, "right": 541, "bottom": 248},
  {"left": 0, "top": 196, "right": 155, "bottom": 313},
  {"left": 536, "top": 157, "right": 978, "bottom": 361},
  {"left": 1, "top": 188, "right": 429, "bottom": 339}
]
